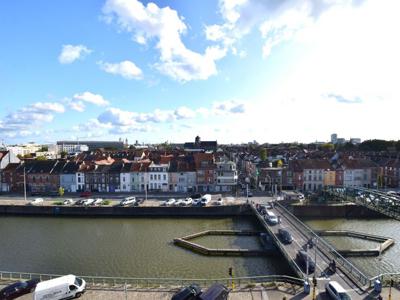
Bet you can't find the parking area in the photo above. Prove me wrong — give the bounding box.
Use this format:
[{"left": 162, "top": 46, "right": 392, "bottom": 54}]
[{"left": 0, "top": 194, "right": 249, "bottom": 207}]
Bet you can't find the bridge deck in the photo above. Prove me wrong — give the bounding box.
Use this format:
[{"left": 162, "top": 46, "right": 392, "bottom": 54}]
[{"left": 252, "top": 200, "right": 367, "bottom": 299}]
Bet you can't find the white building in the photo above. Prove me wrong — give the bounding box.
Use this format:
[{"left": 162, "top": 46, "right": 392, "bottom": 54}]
[
  {"left": 148, "top": 163, "right": 169, "bottom": 192},
  {"left": 214, "top": 161, "right": 238, "bottom": 192}
]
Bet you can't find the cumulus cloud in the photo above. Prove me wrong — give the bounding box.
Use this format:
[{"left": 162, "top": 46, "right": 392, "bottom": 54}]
[
  {"left": 206, "top": 0, "right": 364, "bottom": 58},
  {"left": 73, "top": 92, "right": 110, "bottom": 107},
  {"left": 102, "top": 0, "right": 227, "bottom": 81},
  {"left": 98, "top": 60, "right": 143, "bottom": 80},
  {"left": 58, "top": 44, "right": 92, "bottom": 64},
  {"left": 0, "top": 102, "right": 65, "bottom": 138},
  {"left": 326, "top": 93, "right": 362, "bottom": 104}
]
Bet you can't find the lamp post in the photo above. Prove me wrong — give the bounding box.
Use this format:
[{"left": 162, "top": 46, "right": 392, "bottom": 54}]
[
  {"left": 245, "top": 177, "right": 250, "bottom": 203},
  {"left": 312, "top": 237, "right": 318, "bottom": 300},
  {"left": 23, "top": 165, "right": 27, "bottom": 201}
]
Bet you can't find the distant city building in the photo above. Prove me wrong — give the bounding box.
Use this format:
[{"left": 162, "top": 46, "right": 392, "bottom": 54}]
[
  {"left": 57, "top": 141, "right": 124, "bottom": 152},
  {"left": 184, "top": 136, "right": 217, "bottom": 152},
  {"left": 350, "top": 138, "right": 361, "bottom": 145},
  {"left": 331, "top": 133, "right": 338, "bottom": 144},
  {"left": 7, "top": 143, "right": 42, "bottom": 156}
]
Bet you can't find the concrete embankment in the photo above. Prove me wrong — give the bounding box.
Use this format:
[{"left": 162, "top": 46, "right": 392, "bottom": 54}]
[
  {"left": 289, "top": 203, "right": 385, "bottom": 218},
  {"left": 0, "top": 204, "right": 253, "bottom": 217}
]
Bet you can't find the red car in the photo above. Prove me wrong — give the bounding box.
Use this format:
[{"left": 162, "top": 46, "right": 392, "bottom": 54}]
[{"left": 80, "top": 191, "right": 92, "bottom": 197}]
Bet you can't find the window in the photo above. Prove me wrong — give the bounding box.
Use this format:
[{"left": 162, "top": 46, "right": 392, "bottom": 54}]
[
  {"left": 158, "top": 174, "right": 161, "bottom": 180},
  {"left": 163, "top": 174, "right": 166, "bottom": 180},
  {"left": 150, "top": 174, "right": 153, "bottom": 180}
]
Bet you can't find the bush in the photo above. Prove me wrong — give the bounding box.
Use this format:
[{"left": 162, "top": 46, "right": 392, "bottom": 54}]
[
  {"left": 53, "top": 201, "right": 64, "bottom": 206},
  {"left": 103, "top": 200, "right": 111, "bottom": 205}
]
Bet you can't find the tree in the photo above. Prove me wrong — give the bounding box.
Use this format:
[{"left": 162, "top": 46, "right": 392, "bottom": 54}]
[
  {"left": 60, "top": 151, "right": 68, "bottom": 158},
  {"left": 260, "top": 148, "right": 267, "bottom": 161},
  {"left": 36, "top": 156, "right": 47, "bottom": 161},
  {"left": 58, "top": 187, "right": 65, "bottom": 197},
  {"left": 276, "top": 159, "right": 283, "bottom": 168},
  {"left": 39, "top": 146, "right": 48, "bottom": 152},
  {"left": 321, "top": 143, "right": 334, "bottom": 151}
]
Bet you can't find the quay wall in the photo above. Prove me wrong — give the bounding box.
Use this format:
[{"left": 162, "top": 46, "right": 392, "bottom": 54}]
[
  {"left": 0, "top": 203, "right": 385, "bottom": 218},
  {"left": 289, "top": 203, "right": 384, "bottom": 218},
  {"left": 0, "top": 204, "right": 253, "bottom": 217}
]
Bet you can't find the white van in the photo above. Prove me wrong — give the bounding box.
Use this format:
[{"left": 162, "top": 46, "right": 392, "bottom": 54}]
[{"left": 34, "top": 274, "right": 86, "bottom": 300}]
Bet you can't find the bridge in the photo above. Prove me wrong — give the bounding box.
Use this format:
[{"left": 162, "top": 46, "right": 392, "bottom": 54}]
[
  {"left": 251, "top": 201, "right": 373, "bottom": 299},
  {"left": 324, "top": 186, "right": 400, "bottom": 220}
]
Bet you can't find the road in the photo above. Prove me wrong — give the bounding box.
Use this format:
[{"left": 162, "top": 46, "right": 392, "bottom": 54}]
[{"left": 254, "top": 199, "right": 369, "bottom": 299}]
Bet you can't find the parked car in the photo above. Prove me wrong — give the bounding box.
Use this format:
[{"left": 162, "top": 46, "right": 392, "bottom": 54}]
[
  {"left": 93, "top": 198, "right": 103, "bottom": 206},
  {"left": 166, "top": 198, "right": 176, "bottom": 206},
  {"left": 63, "top": 198, "right": 75, "bottom": 205},
  {"left": 175, "top": 199, "right": 184, "bottom": 206},
  {"left": 30, "top": 198, "right": 44, "bottom": 205},
  {"left": 182, "top": 198, "right": 193, "bottom": 206},
  {"left": 215, "top": 198, "right": 224, "bottom": 206},
  {"left": 171, "top": 284, "right": 202, "bottom": 300},
  {"left": 33, "top": 274, "right": 86, "bottom": 300},
  {"left": 296, "top": 250, "right": 315, "bottom": 273},
  {"left": 201, "top": 194, "right": 212, "bottom": 206},
  {"left": 80, "top": 191, "right": 92, "bottom": 197},
  {"left": 75, "top": 199, "right": 86, "bottom": 205},
  {"left": 325, "top": 281, "right": 352, "bottom": 300},
  {"left": 83, "top": 198, "right": 95, "bottom": 206},
  {"left": 192, "top": 198, "right": 202, "bottom": 206},
  {"left": 0, "top": 278, "right": 40, "bottom": 300},
  {"left": 120, "top": 196, "right": 136, "bottom": 206},
  {"left": 278, "top": 228, "right": 293, "bottom": 244},
  {"left": 198, "top": 283, "right": 229, "bottom": 300}
]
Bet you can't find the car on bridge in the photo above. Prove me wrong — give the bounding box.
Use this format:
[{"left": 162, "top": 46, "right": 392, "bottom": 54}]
[
  {"left": 278, "top": 228, "right": 293, "bottom": 244},
  {"left": 325, "top": 281, "right": 352, "bottom": 300},
  {"left": 171, "top": 283, "right": 202, "bottom": 300},
  {"left": 0, "top": 278, "right": 40, "bottom": 300},
  {"left": 264, "top": 211, "right": 279, "bottom": 225},
  {"left": 296, "top": 250, "right": 315, "bottom": 274}
]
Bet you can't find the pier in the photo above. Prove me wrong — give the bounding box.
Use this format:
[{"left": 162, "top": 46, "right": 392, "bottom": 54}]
[{"left": 173, "top": 230, "right": 275, "bottom": 256}]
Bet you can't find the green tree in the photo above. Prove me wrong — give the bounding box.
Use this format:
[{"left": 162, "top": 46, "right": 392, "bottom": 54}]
[
  {"left": 260, "top": 148, "right": 267, "bottom": 161},
  {"left": 36, "top": 156, "right": 47, "bottom": 161},
  {"left": 39, "top": 146, "right": 48, "bottom": 152},
  {"left": 58, "top": 187, "right": 65, "bottom": 197},
  {"left": 321, "top": 143, "right": 335, "bottom": 151},
  {"left": 60, "top": 151, "right": 68, "bottom": 158}
]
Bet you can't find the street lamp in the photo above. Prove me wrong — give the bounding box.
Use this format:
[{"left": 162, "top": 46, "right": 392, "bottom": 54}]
[{"left": 245, "top": 177, "right": 250, "bottom": 203}]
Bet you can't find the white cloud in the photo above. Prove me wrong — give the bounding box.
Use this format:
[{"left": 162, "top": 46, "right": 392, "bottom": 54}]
[
  {"left": 68, "top": 100, "right": 85, "bottom": 112},
  {"left": 0, "top": 102, "right": 65, "bottom": 138},
  {"left": 103, "top": 0, "right": 227, "bottom": 81},
  {"left": 206, "top": 0, "right": 363, "bottom": 58},
  {"left": 98, "top": 107, "right": 136, "bottom": 126},
  {"left": 58, "top": 44, "right": 92, "bottom": 64},
  {"left": 213, "top": 100, "right": 246, "bottom": 114},
  {"left": 98, "top": 60, "right": 143, "bottom": 80},
  {"left": 73, "top": 92, "right": 110, "bottom": 107}
]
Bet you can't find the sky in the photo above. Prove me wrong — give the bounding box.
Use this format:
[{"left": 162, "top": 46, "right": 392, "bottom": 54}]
[{"left": 0, "top": 0, "right": 399, "bottom": 145}]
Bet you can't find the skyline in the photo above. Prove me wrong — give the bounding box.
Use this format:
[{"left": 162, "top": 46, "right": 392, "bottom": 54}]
[{"left": 1, "top": 0, "right": 399, "bottom": 144}]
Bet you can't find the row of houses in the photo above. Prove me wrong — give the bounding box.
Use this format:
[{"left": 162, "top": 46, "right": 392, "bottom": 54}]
[
  {"left": 256, "top": 157, "right": 385, "bottom": 192},
  {"left": 0, "top": 152, "right": 238, "bottom": 194}
]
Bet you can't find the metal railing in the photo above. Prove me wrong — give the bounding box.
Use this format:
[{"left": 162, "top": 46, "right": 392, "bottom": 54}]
[
  {"left": 369, "top": 273, "right": 400, "bottom": 287},
  {"left": 325, "top": 186, "right": 400, "bottom": 221},
  {"left": 0, "top": 270, "right": 304, "bottom": 288},
  {"left": 274, "top": 201, "right": 370, "bottom": 287},
  {"left": 250, "top": 204, "right": 306, "bottom": 280}
]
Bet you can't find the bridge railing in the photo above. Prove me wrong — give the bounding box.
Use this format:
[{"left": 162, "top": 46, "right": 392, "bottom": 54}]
[
  {"left": 369, "top": 273, "right": 400, "bottom": 287},
  {"left": 250, "top": 204, "right": 306, "bottom": 280},
  {"left": 0, "top": 270, "right": 304, "bottom": 288},
  {"left": 275, "top": 201, "right": 370, "bottom": 287}
]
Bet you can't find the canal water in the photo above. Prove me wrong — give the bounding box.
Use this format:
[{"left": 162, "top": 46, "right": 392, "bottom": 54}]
[
  {"left": 0, "top": 216, "right": 292, "bottom": 279},
  {"left": 305, "top": 218, "right": 400, "bottom": 277}
]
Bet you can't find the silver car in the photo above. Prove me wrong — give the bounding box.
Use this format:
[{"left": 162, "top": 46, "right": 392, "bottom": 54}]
[{"left": 325, "top": 281, "right": 351, "bottom": 300}]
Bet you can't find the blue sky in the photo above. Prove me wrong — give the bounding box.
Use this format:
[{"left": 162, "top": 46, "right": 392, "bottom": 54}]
[{"left": 1, "top": 0, "right": 399, "bottom": 144}]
